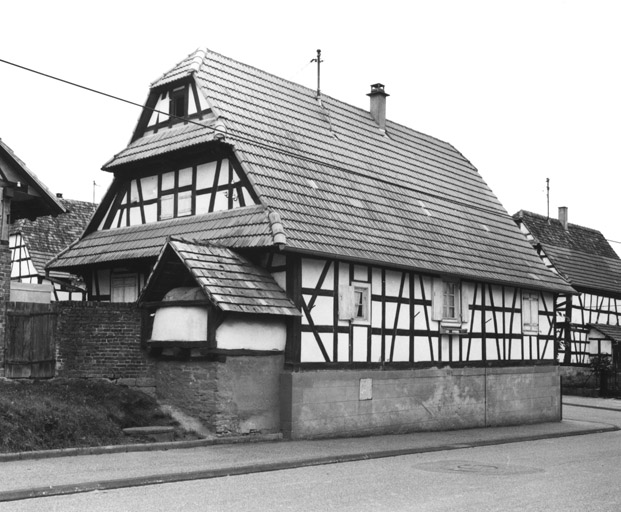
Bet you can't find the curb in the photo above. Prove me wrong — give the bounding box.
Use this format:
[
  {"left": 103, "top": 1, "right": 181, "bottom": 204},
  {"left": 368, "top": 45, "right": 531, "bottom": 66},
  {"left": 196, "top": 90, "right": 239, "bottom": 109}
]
[
  {"left": 0, "top": 432, "right": 283, "bottom": 463},
  {"left": 563, "top": 402, "right": 621, "bottom": 413},
  {"left": 0, "top": 423, "right": 617, "bottom": 503}
]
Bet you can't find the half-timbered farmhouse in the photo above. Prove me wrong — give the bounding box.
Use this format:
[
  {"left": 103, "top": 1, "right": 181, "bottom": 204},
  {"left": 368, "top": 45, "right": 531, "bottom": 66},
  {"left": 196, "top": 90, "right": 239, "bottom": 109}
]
[
  {"left": 514, "top": 208, "right": 621, "bottom": 371},
  {"left": 10, "top": 197, "right": 96, "bottom": 301},
  {"left": 48, "top": 49, "right": 575, "bottom": 438}
]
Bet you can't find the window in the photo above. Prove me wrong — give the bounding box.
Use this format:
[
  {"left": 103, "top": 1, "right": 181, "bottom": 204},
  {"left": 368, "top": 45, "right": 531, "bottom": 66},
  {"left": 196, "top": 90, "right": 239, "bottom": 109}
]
[
  {"left": 522, "top": 292, "right": 539, "bottom": 334},
  {"left": 111, "top": 274, "right": 138, "bottom": 303},
  {"left": 339, "top": 282, "right": 371, "bottom": 324},
  {"left": 169, "top": 86, "right": 186, "bottom": 118},
  {"left": 432, "top": 278, "right": 463, "bottom": 327},
  {"left": 443, "top": 281, "right": 459, "bottom": 320},
  {"left": 353, "top": 285, "right": 370, "bottom": 323}
]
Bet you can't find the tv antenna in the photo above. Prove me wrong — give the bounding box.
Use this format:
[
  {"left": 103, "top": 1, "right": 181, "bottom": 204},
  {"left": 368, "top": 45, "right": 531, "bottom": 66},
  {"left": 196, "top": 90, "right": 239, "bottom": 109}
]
[{"left": 311, "top": 49, "right": 323, "bottom": 98}]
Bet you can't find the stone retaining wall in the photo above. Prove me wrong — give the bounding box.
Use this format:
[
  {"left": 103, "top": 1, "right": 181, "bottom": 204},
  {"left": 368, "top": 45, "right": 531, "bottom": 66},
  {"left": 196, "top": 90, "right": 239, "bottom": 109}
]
[{"left": 280, "top": 366, "right": 561, "bottom": 439}]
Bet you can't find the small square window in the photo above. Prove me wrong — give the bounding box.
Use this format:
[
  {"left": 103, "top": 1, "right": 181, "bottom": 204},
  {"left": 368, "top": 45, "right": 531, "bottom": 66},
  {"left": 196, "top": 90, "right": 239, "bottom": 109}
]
[
  {"left": 170, "top": 86, "right": 186, "bottom": 118},
  {"left": 338, "top": 282, "right": 371, "bottom": 324}
]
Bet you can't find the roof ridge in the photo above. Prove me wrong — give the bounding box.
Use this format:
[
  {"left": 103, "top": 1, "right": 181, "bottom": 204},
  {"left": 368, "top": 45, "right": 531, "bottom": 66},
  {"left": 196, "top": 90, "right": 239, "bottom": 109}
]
[{"left": 515, "top": 209, "right": 607, "bottom": 234}]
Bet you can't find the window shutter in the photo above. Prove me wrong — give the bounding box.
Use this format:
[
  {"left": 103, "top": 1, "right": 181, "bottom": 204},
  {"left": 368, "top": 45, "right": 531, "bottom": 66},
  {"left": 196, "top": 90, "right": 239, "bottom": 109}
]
[
  {"left": 522, "top": 292, "right": 539, "bottom": 333},
  {"left": 338, "top": 285, "right": 355, "bottom": 320},
  {"left": 431, "top": 278, "right": 443, "bottom": 321},
  {"left": 461, "top": 283, "right": 472, "bottom": 324}
]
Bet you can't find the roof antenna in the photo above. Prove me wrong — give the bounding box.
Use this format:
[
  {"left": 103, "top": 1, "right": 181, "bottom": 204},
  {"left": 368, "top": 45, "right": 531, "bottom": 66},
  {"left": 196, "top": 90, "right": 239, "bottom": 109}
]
[
  {"left": 546, "top": 177, "right": 550, "bottom": 220},
  {"left": 311, "top": 49, "right": 322, "bottom": 98}
]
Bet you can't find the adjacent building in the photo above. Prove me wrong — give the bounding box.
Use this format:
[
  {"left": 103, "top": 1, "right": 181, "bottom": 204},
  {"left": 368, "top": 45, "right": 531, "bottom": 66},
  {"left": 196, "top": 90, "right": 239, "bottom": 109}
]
[
  {"left": 10, "top": 197, "right": 96, "bottom": 301},
  {"left": 514, "top": 208, "right": 621, "bottom": 370}
]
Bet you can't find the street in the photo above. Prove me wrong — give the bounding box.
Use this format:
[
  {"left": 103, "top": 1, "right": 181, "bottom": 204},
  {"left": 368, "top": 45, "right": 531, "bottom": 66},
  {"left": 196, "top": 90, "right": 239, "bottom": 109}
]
[{"left": 2, "top": 403, "right": 620, "bottom": 512}]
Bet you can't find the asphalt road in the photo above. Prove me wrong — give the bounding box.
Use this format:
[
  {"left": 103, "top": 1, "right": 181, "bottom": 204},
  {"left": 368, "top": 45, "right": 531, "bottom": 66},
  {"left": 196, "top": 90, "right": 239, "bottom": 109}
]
[{"left": 4, "top": 403, "right": 620, "bottom": 512}]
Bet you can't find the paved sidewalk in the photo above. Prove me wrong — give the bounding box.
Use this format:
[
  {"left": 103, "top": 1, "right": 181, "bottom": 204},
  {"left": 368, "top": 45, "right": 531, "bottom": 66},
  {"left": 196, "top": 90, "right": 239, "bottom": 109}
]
[
  {"left": 0, "top": 403, "right": 618, "bottom": 504},
  {"left": 562, "top": 394, "right": 621, "bottom": 411}
]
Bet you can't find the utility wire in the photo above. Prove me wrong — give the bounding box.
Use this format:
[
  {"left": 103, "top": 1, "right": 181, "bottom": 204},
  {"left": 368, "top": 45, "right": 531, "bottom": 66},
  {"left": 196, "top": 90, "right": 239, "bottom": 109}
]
[{"left": 2, "top": 56, "right": 618, "bottom": 244}]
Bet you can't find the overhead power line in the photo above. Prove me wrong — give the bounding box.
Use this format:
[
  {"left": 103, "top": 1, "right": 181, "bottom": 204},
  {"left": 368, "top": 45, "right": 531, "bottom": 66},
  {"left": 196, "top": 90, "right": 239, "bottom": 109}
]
[{"left": 2, "top": 56, "right": 619, "bottom": 247}]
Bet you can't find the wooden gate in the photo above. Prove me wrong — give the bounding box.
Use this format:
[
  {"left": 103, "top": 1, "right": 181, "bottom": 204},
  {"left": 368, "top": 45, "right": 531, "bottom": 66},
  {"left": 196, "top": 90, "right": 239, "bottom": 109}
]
[{"left": 5, "top": 302, "right": 57, "bottom": 378}]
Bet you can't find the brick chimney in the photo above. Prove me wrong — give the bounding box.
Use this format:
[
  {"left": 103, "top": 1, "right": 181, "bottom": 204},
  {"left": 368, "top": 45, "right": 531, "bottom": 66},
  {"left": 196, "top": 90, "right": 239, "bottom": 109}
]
[
  {"left": 558, "top": 206, "right": 568, "bottom": 231},
  {"left": 367, "top": 83, "right": 389, "bottom": 131}
]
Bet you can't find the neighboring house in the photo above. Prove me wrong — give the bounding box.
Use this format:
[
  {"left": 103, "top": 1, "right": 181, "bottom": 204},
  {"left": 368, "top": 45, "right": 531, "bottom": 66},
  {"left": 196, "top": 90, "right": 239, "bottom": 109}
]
[
  {"left": 0, "top": 137, "right": 65, "bottom": 377},
  {"left": 514, "top": 208, "right": 621, "bottom": 368},
  {"left": 10, "top": 197, "right": 97, "bottom": 300},
  {"left": 48, "top": 49, "right": 573, "bottom": 438}
]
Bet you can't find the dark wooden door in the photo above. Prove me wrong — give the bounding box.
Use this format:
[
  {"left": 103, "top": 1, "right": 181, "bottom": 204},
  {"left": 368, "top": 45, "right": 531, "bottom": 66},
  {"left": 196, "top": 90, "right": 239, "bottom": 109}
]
[{"left": 5, "top": 302, "right": 57, "bottom": 378}]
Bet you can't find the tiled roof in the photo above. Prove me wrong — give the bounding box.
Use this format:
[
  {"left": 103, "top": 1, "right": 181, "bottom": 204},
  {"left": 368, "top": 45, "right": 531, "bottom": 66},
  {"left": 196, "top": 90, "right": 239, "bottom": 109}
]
[
  {"left": 589, "top": 324, "right": 621, "bottom": 343},
  {"left": 515, "top": 210, "right": 621, "bottom": 296},
  {"left": 11, "top": 198, "right": 96, "bottom": 275},
  {"left": 48, "top": 205, "right": 279, "bottom": 269},
  {"left": 63, "top": 49, "right": 573, "bottom": 293},
  {"left": 0, "top": 138, "right": 65, "bottom": 220},
  {"left": 143, "top": 238, "right": 300, "bottom": 316}
]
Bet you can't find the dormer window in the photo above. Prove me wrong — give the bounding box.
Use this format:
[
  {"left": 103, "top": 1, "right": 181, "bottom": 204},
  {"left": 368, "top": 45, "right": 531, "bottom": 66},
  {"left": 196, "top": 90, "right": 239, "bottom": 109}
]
[{"left": 169, "top": 86, "right": 187, "bottom": 119}]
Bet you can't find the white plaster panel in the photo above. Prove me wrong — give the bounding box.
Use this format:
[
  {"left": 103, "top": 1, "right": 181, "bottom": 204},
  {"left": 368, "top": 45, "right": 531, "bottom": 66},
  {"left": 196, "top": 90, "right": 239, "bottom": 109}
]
[
  {"left": 353, "top": 264, "right": 368, "bottom": 282},
  {"left": 468, "top": 339, "right": 483, "bottom": 361},
  {"left": 307, "top": 295, "right": 334, "bottom": 325},
  {"left": 302, "top": 258, "right": 334, "bottom": 290},
  {"left": 384, "top": 269, "right": 404, "bottom": 297},
  {"left": 371, "top": 334, "right": 382, "bottom": 362},
  {"left": 371, "top": 300, "right": 382, "bottom": 328},
  {"left": 397, "top": 303, "right": 410, "bottom": 330},
  {"left": 217, "top": 316, "right": 286, "bottom": 351},
  {"left": 371, "top": 267, "right": 382, "bottom": 293},
  {"left": 152, "top": 306, "right": 208, "bottom": 341},
  {"left": 384, "top": 302, "right": 398, "bottom": 330},
  {"left": 196, "top": 161, "right": 218, "bottom": 189},
  {"left": 300, "top": 332, "right": 331, "bottom": 362},
  {"left": 510, "top": 339, "right": 522, "bottom": 360},
  {"left": 390, "top": 335, "right": 409, "bottom": 362},
  {"left": 352, "top": 325, "right": 368, "bottom": 362},
  {"left": 415, "top": 336, "right": 433, "bottom": 361},
  {"left": 486, "top": 339, "right": 500, "bottom": 360},
  {"left": 337, "top": 333, "right": 349, "bottom": 362},
  {"left": 413, "top": 304, "right": 428, "bottom": 330}
]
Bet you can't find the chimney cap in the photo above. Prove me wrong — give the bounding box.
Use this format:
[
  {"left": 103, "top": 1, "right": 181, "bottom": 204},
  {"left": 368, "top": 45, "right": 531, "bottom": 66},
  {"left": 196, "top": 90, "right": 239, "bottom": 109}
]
[{"left": 368, "top": 83, "right": 389, "bottom": 97}]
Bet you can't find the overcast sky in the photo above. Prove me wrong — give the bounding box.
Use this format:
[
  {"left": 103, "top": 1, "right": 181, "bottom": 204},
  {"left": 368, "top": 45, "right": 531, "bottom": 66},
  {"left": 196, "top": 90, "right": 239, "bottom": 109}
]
[{"left": 1, "top": 0, "right": 619, "bottom": 249}]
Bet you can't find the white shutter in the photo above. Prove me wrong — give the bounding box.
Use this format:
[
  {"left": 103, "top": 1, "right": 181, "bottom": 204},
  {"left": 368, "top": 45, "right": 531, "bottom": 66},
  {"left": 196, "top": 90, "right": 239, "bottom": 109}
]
[
  {"left": 431, "top": 278, "right": 443, "bottom": 321},
  {"left": 338, "top": 285, "right": 356, "bottom": 320},
  {"left": 461, "top": 283, "right": 472, "bottom": 324}
]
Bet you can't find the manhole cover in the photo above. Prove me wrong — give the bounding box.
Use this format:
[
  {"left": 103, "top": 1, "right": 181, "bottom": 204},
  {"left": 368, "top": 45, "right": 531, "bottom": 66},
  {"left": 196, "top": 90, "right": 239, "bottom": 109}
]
[{"left": 415, "top": 460, "right": 544, "bottom": 475}]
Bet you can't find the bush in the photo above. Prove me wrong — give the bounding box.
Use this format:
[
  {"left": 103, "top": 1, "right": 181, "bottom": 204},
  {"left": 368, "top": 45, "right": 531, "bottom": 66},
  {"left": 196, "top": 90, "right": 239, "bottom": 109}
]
[{"left": 0, "top": 379, "right": 176, "bottom": 453}]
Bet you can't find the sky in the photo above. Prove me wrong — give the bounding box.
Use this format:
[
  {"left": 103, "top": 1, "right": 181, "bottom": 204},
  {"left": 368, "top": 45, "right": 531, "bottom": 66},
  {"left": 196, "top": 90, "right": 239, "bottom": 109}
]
[{"left": 0, "top": 0, "right": 620, "bottom": 249}]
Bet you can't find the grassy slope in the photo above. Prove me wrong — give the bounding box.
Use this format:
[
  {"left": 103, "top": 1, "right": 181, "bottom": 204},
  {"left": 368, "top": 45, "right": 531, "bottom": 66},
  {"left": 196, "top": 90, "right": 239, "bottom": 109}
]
[{"left": 0, "top": 379, "right": 177, "bottom": 453}]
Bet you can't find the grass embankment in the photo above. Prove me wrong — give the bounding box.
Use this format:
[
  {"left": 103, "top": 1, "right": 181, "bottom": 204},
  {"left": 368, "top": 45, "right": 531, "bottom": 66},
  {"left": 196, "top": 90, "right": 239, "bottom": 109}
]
[{"left": 0, "top": 379, "right": 177, "bottom": 453}]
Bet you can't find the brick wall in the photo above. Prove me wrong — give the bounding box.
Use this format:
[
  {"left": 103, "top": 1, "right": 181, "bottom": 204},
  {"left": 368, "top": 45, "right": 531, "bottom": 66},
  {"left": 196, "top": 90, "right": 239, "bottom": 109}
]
[
  {"left": 281, "top": 366, "right": 561, "bottom": 439},
  {"left": 55, "top": 302, "right": 153, "bottom": 382},
  {"left": 0, "top": 241, "right": 11, "bottom": 377}
]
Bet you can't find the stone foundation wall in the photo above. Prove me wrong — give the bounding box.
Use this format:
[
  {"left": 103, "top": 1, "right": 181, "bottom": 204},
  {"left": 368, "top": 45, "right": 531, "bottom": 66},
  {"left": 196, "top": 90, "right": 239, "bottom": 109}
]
[
  {"left": 281, "top": 366, "right": 561, "bottom": 439},
  {"left": 154, "top": 354, "right": 283, "bottom": 435}
]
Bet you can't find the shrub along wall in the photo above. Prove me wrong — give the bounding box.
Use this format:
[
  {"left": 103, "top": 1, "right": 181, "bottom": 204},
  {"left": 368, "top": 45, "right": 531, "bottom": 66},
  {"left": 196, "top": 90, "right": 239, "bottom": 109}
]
[{"left": 55, "top": 302, "right": 154, "bottom": 385}]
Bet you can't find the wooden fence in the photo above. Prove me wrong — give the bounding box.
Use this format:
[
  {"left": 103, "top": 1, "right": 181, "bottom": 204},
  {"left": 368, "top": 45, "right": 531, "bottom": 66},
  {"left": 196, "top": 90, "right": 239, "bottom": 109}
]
[{"left": 5, "top": 302, "right": 57, "bottom": 378}]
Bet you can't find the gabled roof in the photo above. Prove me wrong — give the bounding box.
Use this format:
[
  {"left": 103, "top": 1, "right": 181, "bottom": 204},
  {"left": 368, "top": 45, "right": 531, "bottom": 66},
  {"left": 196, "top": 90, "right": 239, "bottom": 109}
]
[
  {"left": 140, "top": 238, "right": 300, "bottom": 316},
  {"left": 11, "top": 198, "right": 96, "bottom": 274},
  {"left": 48, "top": 205, "right": 283, "bottom": 270},
  {"left": 514, "top": 210, "right": 621, "bottom": 296},
  {"left": 0, "top": 138, "right": 65, "bottom": 220},
  {"left": 54, "top": 49, "right": 573, "bottom": 294}
]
